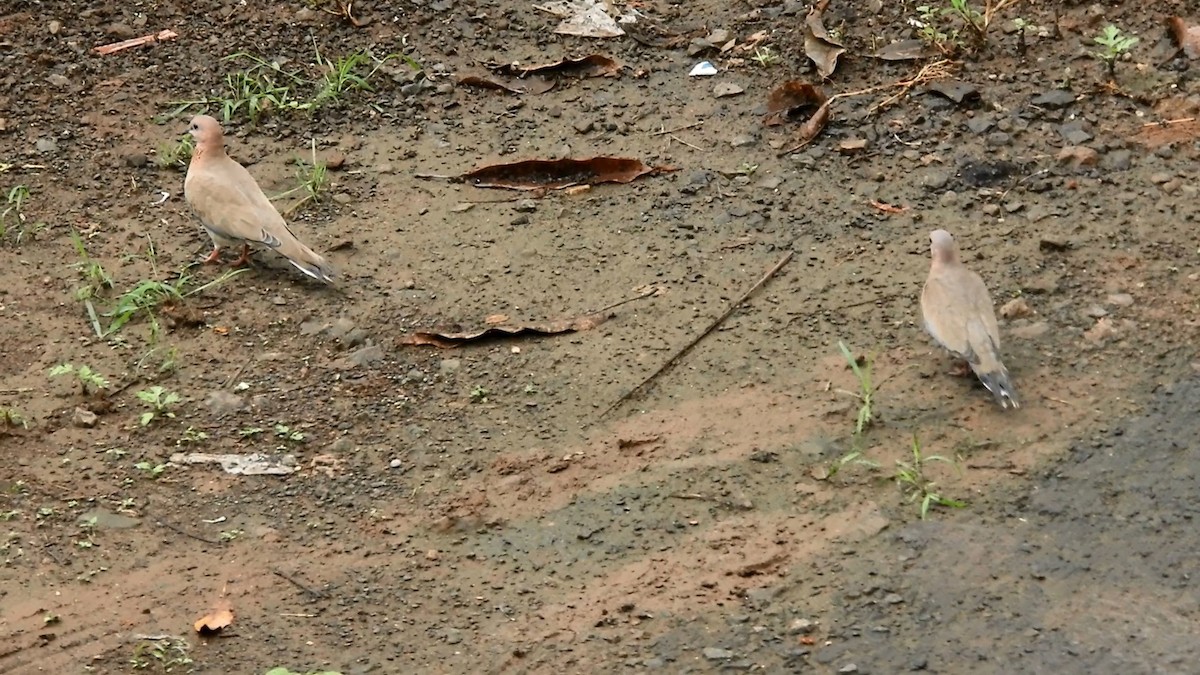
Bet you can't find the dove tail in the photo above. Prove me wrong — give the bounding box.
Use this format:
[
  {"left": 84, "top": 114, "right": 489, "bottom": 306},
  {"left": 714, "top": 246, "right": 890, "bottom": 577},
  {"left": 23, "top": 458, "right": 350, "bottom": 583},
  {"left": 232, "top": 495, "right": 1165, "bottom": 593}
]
[
  {"left": 976, "top": 369, "right": 1020, "bottom": 409},
  {"left": 286, "top": 255, "right": 336, "bottom": 284}
]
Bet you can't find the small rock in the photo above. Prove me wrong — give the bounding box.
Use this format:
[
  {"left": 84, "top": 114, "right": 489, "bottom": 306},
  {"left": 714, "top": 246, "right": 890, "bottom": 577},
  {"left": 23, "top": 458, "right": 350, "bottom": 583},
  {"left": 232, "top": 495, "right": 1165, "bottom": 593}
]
[
  {"left": 838, "top": 138, "right": 868, "bottom": 154},
  {"left": 1056, "top": 145, "right": 1099, "bottom": 167},
  {"left": 104, "top": 22, "right": 136, "bottom": 38},
  {"left": 323, "top": 151, "right": 346, "bottom": 170},
  {"left": 839, "top": 665, "right": 859, "bottom": 674},
  {"left": 389, "top": 458, "right": 402, "bottom": 469},
  {"left": 921, "top": 171, "right": 950, "bottom": 190},
  {"left": 981, "top": 203, "right": 1000, "bottom": 216},
  {"left": 1031, "top": 89, "right": 1076, "bottom": 109},
  {"left": 1149, "top": 172, "right": 1173, "bottom": 185},
  {"left": 72, "top": 407, "right": 97, "bottom": 428},
  {"left": 985, "top": 132, "right": 1011, "bottom": 147},
  {"left": 713, "top": 82, "right": 744, "bottom": 98},
  {"left": 939, "top": 191, "right": 958, "bottom": 206},
  {"left": 1059, "top": 120, "right": 1092, "bottom": 144},
  {"left": 295, "top": 6, "right": 318, "bottom": 21},
  {"left": 48, "top": 20, "right": 63, "bottom": 35},
  {"left": 510, "top": 214, "right": 530, "bottom": 226},
  {"left": 440, "top": 358, "right": 461, "bottom": 374},
  {"left": 331, "top": 193, "right": 352, "bottom": 205},
  {"left": 36, "top": 137, "right": 58, "bottom": 154},
  {"left": 687, "top": 38, "right": 716, "bottom": 57},
  {"left": 204, "top": 390, "right": 245, "bottom": 417},
  {"left": 124, "top": 153, "right": 148, "bottom": 168},
  {"left": 404, "top": 368, "right": 425, "bottom": 383},
  {"left": 884, "top": 593, "right": 904, "bottom": 604},
  {"left": 965, "top": 116, "right": 993, "bottom": 134},
  {"left": 999, "top": 297, "right": 1033, "bottom": 319},
  {"left": 1009, "top": 321, "right": 1049, "bottom": 340},
  {"left": 1106, "top": 293, "right": 1134, "bottom": 307},
  {"left": 327, "top": 317, "right": 356, "bottom": 339},
  {"left": 1162, "top": 179, "right": 1183, "bottom": 195},
  {"left": 707, "top": 29, "right": 731, "bottom": 44},
  {"left": 730, "top": 134, "right": 757, "bottom": 148},
  {"left": 46, "top": 74, "right": 70, "bottom": 88},
  {"left": 327, "top": 437, "right": 354, "bottom": 453},
  {"left": 443, "top": 628, "right": 463, "bottom": 645},
  {"left": 573, "top": 120, "right": 594, "bottom": 134},
  {"left": 514, "top": 199, "right": 538, "bottom": 213},
  {"left": 1083, "top": 317, "right": 1119, "bottom": 345},
  {"left": 1104, "top": 150, "right": 1132, "bottom": 171},
  {"left": 348, "top": 344, "right": 384, "bottom": 368},
  {"left": 1083, "top": 304, "right": 1108, "bottom": 319},
  {"left": 789, "top": 618, "right": 817, "bottom": 634},
  {"left": 703, "top": 647, "right": 734, "bottom": 660}
]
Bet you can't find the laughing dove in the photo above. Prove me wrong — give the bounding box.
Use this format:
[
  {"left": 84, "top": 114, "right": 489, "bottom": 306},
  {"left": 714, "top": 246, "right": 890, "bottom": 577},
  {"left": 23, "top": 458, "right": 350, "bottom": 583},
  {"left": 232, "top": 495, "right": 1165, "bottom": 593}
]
[
  {"left": 184, "top": 115, "right": 335, "bottom": 283},
  {"left": 920, "top": 229, "right": 1019, "bottom": 409}
]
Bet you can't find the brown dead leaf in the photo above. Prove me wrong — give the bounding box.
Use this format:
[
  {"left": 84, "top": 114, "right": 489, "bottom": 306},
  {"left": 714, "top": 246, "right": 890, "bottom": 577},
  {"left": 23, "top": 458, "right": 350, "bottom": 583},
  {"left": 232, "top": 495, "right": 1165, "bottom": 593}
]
[
  {"left": 873, "top": 39, "right": 928, "bottom": 61},
  {"left": 796, "top": 101, "right": 831, "bottom": 145},
  {"left": 397, "top": 312, "right": 611, "bottom": 348},
  {"left": 458, "top": 75, "right": 525, "bottom": 95},
  {"left": 802, "top": 0, "right": 844, "bottom": 79},
  {"left": 764, "top": 81, "right": 828, "bottom": 127},
  {"left": 194, "top": 601, "right": 234, "bottom": 635},
  {"left": 1168, "top": 16, "right": 1200, "bottom": 59},
  {"left": 493, "top": 54, "right": 621, "bottom": 80},
  {"left": 460, "top": 157, "right": 676, "bottom": 191}
]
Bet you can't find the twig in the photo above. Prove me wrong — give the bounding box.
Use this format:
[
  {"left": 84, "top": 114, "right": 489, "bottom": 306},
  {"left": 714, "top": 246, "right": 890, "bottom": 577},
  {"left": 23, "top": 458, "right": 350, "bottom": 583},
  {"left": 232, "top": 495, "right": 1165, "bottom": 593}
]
[
  {"left": 93, "top": 29, "right": 178, "bottom": 55},
  {"left": 222, "top": 360, "right": 249, "bottom": 390},
  {"left": 600, "top": 251, "right": 794, "bottom": 418},
  {"left": 650, "top": 121, "right": 704, "bottom": 136},
  {"left": 999, "top": 168, "right": 1050, "bottom": 199},
  {"left": 785, "top": 291, "right": 903, "bottom": 327},
  {"left": 1140, "top": 117, "right": 1195, "bottom": 127},
  {"left": 593, "top": 287, "right": 660, "bottom": 314},
  {"left": 273, "top": 568, "right": 329, "bottom": 599},
  {"left": 668, "top": 134, "right": 705, "bottom": 151},
  {"left": 667, "top": 492, "right": 711, "bottom": 501},
  {"left": 150, "top": 512, "right": 221, "bottom": 544}
]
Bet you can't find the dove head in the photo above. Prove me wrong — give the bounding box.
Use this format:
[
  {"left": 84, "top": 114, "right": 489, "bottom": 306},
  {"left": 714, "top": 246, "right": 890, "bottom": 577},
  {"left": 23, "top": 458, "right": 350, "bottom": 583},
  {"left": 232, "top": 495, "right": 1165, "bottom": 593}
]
[
  {"left": 929, "top": 229, "right": 960, "bottom": 265},
  {"left": 187, "top": 115, "right": 225, "bottom": 152}
]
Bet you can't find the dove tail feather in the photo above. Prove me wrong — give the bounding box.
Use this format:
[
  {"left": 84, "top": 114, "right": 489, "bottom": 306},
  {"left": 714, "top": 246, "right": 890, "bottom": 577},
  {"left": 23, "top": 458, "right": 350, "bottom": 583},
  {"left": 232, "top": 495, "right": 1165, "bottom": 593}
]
[
  {"left": 976, "top": 369, "right": 1020, "bottom": 410},
  {"left": 286, "top": 256, "right": 336, "bottom": 284}
]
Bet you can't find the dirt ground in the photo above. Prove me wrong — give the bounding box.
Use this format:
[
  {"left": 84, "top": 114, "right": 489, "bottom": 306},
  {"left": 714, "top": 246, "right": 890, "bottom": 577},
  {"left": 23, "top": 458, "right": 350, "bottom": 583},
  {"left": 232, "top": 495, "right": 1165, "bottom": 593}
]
[{"left": 2, "top": 0, "right": 1199, "bottom": 673}]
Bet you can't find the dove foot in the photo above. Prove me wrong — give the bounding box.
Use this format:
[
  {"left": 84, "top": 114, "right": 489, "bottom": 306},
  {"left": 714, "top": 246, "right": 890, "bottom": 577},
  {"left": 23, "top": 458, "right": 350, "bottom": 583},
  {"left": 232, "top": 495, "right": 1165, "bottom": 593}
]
[
  {"left": 948, "top": 360, "right": 972, "bottom": 377},
  {"left": 231, "top": 244, "right": 253, "bottom": 267},
  {"left": 201, "top": 247, "right": 223, "bottom": 265}
]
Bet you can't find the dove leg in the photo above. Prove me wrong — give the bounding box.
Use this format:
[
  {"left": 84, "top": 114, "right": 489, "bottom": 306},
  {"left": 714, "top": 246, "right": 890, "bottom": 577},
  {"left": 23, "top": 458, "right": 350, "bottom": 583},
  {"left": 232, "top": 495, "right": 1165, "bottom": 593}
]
[
  {"left": 948, "top": 360, "right": 972, "bottom": 377},
  {"left": 201, "top": 246, "right": 223, "bottom": 264},
  {"left": 231, "top": 244, "right": 253, "bottom": 267}
]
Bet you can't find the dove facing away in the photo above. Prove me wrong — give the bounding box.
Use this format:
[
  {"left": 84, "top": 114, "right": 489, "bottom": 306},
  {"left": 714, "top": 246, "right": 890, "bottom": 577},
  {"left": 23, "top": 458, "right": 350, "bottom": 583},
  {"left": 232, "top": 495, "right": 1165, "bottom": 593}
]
[
  {"left": 920, "top": 229, "right": 1019, "bottom": 409},
  {"left": 184, "top": 114, "right": 335, "bottom": 283}
]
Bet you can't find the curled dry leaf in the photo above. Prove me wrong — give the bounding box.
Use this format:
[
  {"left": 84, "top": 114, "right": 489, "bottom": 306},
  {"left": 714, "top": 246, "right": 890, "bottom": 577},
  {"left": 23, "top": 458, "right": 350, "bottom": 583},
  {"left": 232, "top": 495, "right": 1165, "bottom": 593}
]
[
  {"left": 460, "top": 157, "right": 676, "bottom": 190},
  {"left": 1168, "top": 17, "right": 1200, "bottom": 59},
  {"left": 764, "top": 81, "right": 828, "bottom": 127},
  {"left": 492, "top": 54, "right": 621, "bottom": 79},
  {"left": 459, "top": 74, "right": 555, "bottom": 95},
  {"left": 397, "top": 312, "right": 611, "bottom": 348},
  {"left": 194, "top": 602, "right": 234, "bottom": 635},
  {"left": 873, "top": 39, "right": 928, "bottom": 61},
  {"left": 802, "top": 0, "right": 845, "bottom": 79}
]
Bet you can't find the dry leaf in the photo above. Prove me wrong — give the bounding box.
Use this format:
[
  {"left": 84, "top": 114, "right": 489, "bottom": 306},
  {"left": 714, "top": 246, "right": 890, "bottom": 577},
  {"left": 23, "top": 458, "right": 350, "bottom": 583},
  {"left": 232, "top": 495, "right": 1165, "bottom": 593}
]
[
  {"left": 194, "top": 602, "right": 234, "bottom": 635},
  {"left": 924, "top": 79, "right": 979, "bottom": 105},
  {"left": 460, "top": 157, "right": 676, "bottom": 190},
  {"left": 397, "top": 312, "right": 611, "bottom": 348},
  {"left": 1168, "top": 16, "right": 1200, "bottom": 59},
  {"left": 764, "top": 81, "right": 828, "bottom": 127},
  {"left": 873, "top": 39, "right": 928, "bottom": 61},
  {"left": 493, "top": 54, "right": 621, "bottom": 79},
  {"left": 458, "top": 75, "right": 525, "bottom": 95},
  {"left": 802, "top": 0, "right": 844, "bottom": 79}
]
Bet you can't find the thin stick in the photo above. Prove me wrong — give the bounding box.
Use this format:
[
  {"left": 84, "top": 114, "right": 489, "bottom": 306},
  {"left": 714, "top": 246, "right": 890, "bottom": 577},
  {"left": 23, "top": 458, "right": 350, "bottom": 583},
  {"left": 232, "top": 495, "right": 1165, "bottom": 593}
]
[
  {"left": 600, "top": 251, "right": 794, "bottom": 418},
  {"left": 273, "top": 568, "right": 329, "bottom": 598},
  {"left": 668, "top": 134, "right": 705, "bottom": 151},
  {"left": 150, "top": 513, "right": 221, "bottom": 544},
  {"left": 223, "top": 360, "right": 249, "bottom": 390},
  {"left": 650, "top": 121, "right": 704, "bottom": 136},
  {"left": 786, "top": 291, "right": 903, "bottom": 327},
  {"left": 593, "top": 287, "right": 659, "bottom": 314},
  {"left": 1140, "top": 117, "right": 1195, "bottom": 127}
]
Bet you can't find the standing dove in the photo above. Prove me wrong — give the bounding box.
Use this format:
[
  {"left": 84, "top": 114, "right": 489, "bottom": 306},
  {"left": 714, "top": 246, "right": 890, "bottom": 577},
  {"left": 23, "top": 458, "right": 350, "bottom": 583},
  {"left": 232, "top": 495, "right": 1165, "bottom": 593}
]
[
  {"left": 184, "top": 114, "right": 335, "bottom": 283},
  {"left": 920, "top": 229, "right": 1019, "bottom": 409}
]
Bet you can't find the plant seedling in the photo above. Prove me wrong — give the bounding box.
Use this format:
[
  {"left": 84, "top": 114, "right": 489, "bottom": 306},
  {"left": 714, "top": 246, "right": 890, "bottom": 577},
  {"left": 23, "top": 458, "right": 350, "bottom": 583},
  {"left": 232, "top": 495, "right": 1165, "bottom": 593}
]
[
  {"left": 136, "top": 386, "right": 181, "bottom": 426},
  {"left": 273, "top": 139, "right": 328, "bottom": 212},
  {"left": 837, "top": 341, "right": 874, "bottom": 436},
  {"left": 751, "top": 46, "right": 779, "bottom": 67},
  {"left": 1093, "top": 25, "right": 1137, "bottom": 80},
  {"left": 274, "top": 424, "right": 305, "bottom": 443},
  {"left": 0, "top": 185, "right": 32, "bottom": 242},
  {"left": 134, "top": 461, "right": 169, "bottom": 479},
  {"left": 470, "top": 386, "right": 489, "bottom": 403},
  {"left": 894, "top": 434, "right": 967, "bottom": 519},
  {"left": 1, "top": 407, "right": 28, "bottom": 430},
  {"left": 49, "top": 363, "right": 111, "bottom": 395},
  {"left": 155, "top": 134, "right": 195, "bottom": 169}
]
